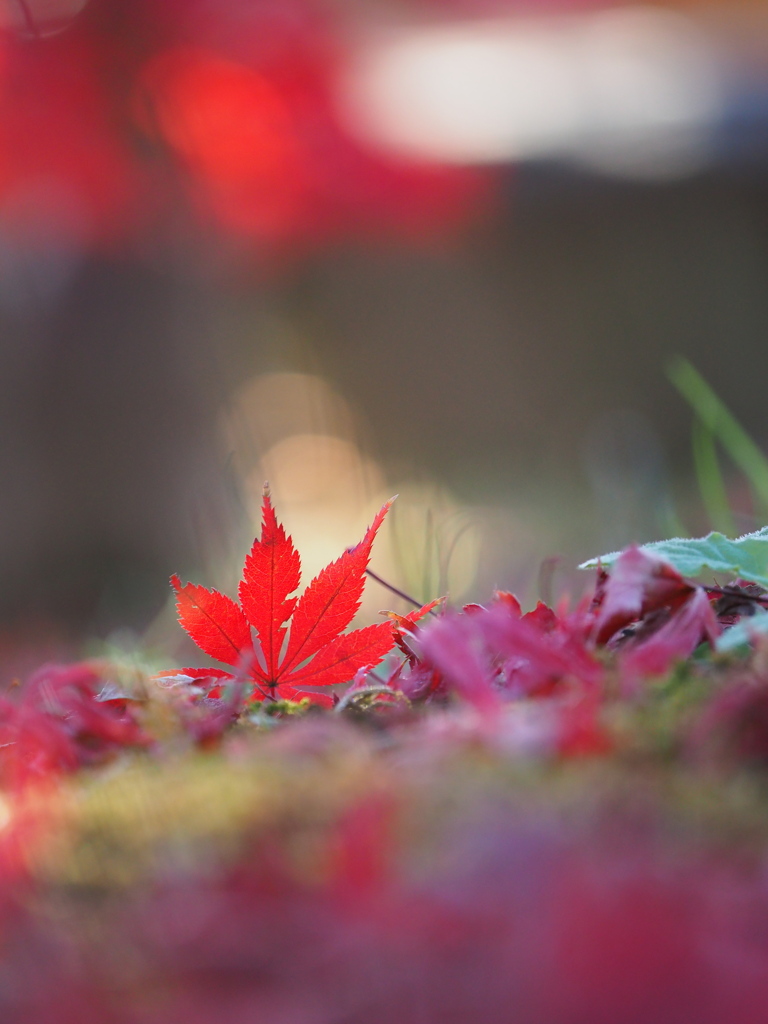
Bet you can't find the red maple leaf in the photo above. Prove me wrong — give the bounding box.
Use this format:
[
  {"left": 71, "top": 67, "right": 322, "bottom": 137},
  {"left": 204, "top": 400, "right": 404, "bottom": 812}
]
[{"left": 166, "top": 492, "right": 397, "bottom": 708}]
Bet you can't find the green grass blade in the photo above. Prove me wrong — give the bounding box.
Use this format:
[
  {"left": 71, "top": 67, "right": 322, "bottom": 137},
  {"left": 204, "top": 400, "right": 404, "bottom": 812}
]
[
  {"left": 667, "top": 357, "right": 768, "bottom": 521},
  {"left": 691, "top": 417, "right": 736, "bottom": 536}
]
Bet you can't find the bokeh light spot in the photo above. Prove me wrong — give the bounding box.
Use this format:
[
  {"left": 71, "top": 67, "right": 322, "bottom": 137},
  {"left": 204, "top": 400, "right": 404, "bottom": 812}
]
[{"left": 141, "top": 47, "right": 306, "bottom": 237}]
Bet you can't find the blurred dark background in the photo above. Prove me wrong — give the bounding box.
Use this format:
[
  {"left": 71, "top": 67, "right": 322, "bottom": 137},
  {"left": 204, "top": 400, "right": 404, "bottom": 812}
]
[{"left": 2, "top": 0, "right": 768, "bottom": 655}]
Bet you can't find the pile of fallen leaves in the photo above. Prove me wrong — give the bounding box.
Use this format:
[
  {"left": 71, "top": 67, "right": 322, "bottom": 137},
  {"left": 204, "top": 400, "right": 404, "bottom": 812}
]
[{"left": 3, "top": 498, "right": 768, "bottom": 1022}]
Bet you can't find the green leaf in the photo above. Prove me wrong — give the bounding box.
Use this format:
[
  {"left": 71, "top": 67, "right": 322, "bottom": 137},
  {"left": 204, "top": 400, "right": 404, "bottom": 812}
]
[
  {"left": 580, "top": 526, "right": 768, "bottom": 587},
  {"left": 716, "top": 609, "right": 768, "bottom": 654}
]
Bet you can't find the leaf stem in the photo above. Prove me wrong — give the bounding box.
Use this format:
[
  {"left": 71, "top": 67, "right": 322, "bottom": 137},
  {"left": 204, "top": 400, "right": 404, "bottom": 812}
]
[
  {"left": 365, "top": 568, "right": 425, "bottom": 610},
  {"left": 703, "top": 584, "right": 768, "bottom": 606}
]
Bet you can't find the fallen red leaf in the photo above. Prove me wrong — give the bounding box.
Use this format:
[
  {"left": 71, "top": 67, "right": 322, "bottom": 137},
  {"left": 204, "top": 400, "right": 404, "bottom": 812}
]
[
  {"left": 592, "top": 546, "right": 693, "bottom": 645},
  {"left": 169, "top": 490, "right": 397, "bottom": 706}
]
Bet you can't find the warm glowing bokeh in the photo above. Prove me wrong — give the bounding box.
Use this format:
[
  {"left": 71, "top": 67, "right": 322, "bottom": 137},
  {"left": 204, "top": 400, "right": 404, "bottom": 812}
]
[
  {"left": 220, "top": 371, "right": 481, "bottom": 614},
  {"left": 0, "top": 0, "right": 766, "bottom": 637}
]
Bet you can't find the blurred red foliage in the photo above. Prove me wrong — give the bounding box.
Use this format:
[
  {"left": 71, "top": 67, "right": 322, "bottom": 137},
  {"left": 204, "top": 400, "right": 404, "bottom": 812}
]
[
  {"left": 0, "top": 0, "right": 493, "bottom": 265},
  {"left": 0, "top": 662, "right": 148, "bottom": 789}
]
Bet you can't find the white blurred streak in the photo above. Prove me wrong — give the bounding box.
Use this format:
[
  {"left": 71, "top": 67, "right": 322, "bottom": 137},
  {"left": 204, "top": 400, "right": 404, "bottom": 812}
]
[
  {"left": 342, "top": 21, "right": 580, "bottom": 163},
  {"left": 340, "top": 7, "right": 725, "bottom": 179},
  {"left": 572, "top": 7, "right": 723, "bottom": 178}
]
